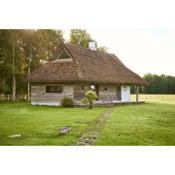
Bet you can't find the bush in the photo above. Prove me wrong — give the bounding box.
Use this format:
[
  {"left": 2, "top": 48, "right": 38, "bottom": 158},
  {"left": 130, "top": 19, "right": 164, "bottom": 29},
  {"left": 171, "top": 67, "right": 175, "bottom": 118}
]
[
  {"left": 81, "top": 90, "right": 97, "bottom": 109},
  {"left": 61, "top": 97, "right": 74, "bottom": 107}
]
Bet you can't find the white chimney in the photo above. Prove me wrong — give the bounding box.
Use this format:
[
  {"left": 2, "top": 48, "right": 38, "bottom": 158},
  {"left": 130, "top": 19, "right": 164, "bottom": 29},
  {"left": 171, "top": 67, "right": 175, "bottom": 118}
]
[{"left": 89, "top": 41, "right": 96, "bottom": 51}]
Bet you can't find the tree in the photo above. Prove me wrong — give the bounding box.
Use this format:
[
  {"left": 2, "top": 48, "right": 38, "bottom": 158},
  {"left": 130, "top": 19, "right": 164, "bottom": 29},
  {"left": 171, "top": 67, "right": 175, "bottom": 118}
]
[
  {"left": 0, "top": 30, "right": 24, "bottom": 102},
  {"left": 0, "top": 29, "right": 64, "bottom": 101},
  {"left": 81, "top": 90, "right": 97, "bottom": 109},
  {"left": 70, "top": 29, "right": 92, "bottom": 48},
  {"left": 69, "top": 29, "right": 107, "bottom": 52},
  {"left": 19, "top": 29, "right": 64, "bottom": 100},
  {"left": 143, "top": 73, "right": 175, "bottom": 94}
]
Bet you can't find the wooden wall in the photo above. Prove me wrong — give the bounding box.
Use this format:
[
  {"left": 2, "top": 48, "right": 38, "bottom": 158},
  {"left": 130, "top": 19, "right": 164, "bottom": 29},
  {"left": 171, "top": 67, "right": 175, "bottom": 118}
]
[
  {"left": 31, "top": 83, "right": 124, "bottom": 105},
  {"left": 99, "top": 85, "right": 118, "bottom": 101},
  {"left": 73, "top": 85, "right": 90, "bottom": 100},
  {"left": 31, "top": 84, "right": 73, "bottom": 105}
]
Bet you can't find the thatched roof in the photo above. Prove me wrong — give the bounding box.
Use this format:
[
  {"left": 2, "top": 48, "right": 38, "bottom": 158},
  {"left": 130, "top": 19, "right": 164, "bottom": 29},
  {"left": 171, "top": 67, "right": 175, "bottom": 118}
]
[{"left": 27, "top": 43, "right": 147, "bottom": 85}]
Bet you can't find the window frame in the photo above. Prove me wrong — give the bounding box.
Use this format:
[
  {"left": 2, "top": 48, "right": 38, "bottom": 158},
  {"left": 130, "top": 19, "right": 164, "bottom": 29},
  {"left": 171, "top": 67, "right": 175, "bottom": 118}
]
[
  {"left": 45, "top": 86, "right": 63, "bottom": 93},
  {"left": 56, "top": 49, "right": 71, "bottom": 60}
]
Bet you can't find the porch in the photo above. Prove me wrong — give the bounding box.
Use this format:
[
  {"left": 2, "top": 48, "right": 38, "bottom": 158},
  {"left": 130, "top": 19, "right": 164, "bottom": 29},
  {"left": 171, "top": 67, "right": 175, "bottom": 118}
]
[
  {"left": 74, "top": 100, "right": 145, "bottom": 107},
  {"left": 73, "top": 84, "right": 141, "bottom": 106}
]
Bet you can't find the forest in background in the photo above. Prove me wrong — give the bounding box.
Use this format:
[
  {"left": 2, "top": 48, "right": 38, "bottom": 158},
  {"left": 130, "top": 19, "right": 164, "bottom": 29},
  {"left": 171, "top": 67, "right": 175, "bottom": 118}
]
[
  {"left": 131, "top": 74, "right": 175, "bottom": 94},
  {"left": 0, "top": 29, "right": 175, "bottom": 101}
]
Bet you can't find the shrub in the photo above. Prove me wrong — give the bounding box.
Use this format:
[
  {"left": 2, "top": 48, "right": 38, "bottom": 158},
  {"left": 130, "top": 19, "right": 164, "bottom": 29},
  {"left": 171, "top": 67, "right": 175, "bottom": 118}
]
[
  {"left": 61, "top": 97, "right": 74, "bottom": 107},
  {"left": 81, "top": 90, "right": 97, "bottom": 109}
]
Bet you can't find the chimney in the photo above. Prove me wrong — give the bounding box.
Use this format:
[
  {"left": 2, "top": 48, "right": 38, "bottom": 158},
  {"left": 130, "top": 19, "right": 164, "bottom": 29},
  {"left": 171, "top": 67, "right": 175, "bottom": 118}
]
[{"left": 89, "top": 41, "right": 96, "bottom": 51}]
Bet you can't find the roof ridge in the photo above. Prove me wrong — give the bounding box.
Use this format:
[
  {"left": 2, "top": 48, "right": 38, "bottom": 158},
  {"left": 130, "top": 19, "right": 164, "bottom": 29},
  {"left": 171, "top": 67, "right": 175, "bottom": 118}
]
[{"left": 65, "top": 42, "right": 110, "bottom": 54}]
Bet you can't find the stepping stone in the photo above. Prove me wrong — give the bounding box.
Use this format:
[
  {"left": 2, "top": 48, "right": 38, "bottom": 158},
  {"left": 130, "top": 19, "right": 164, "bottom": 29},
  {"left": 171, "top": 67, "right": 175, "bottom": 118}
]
[
  {"left": 76, "top": 108, "right": 113, "bottom": 146},
  {"left": 59, "top": 126, "right": 71, "bottom": 134}
]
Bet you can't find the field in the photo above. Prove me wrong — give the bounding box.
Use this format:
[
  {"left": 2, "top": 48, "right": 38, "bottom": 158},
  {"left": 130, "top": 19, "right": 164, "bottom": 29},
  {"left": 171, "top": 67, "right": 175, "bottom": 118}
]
[
  {"left": 0, "top": 95, "right": 175, "bottom": 146},
  {"left": 131, "top": 94, "right": 175, "bottom": 104}
]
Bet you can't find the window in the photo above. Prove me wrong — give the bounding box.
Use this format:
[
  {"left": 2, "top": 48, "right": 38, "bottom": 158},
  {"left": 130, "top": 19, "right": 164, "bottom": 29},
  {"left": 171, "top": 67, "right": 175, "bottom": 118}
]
[
  {"left": 56, "top": 49, "right": 71, "bottom": 60},
  {"left": 46, "top": 86, "right": 63, "bottom": 93}
]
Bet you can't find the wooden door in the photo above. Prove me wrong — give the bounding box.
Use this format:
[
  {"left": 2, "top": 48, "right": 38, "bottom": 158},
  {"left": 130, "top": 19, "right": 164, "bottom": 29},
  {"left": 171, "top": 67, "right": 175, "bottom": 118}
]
[{"left": 116, "top": 86, "right": 121, "bottom": 100}]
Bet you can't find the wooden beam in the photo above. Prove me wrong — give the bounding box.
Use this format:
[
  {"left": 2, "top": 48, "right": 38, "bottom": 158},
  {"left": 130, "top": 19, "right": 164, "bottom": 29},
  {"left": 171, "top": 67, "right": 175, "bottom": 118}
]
[{"left": 136, "top": 86, "right": 139, "bottom": 102}]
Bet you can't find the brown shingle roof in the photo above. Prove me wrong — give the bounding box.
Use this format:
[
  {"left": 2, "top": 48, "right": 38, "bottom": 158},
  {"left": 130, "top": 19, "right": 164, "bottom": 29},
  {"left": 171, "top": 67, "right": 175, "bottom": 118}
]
[{"left": 27, "top": 43, "right": 148, "bottom": 85}]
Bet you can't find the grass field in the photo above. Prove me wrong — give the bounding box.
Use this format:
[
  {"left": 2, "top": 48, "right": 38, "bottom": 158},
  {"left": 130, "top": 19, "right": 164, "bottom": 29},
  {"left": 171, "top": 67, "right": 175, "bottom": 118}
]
[
  {"left": 0, "top": 95, "right": 175, "bottom": 146},
  {"left": 95, "top": 103, "right": 175, "bottom": 145},
  {"left": 0, "top": 103, "right": 106, "bottom": 145},
  {"left": 131, "top": 94, "right": 175, "bottom": 104}
]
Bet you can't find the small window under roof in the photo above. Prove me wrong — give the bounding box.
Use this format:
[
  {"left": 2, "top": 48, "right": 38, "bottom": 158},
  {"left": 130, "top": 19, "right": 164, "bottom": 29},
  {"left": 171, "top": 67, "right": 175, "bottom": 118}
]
[{"left": 56, "top": 49, "right": 71, "bottom": 60}]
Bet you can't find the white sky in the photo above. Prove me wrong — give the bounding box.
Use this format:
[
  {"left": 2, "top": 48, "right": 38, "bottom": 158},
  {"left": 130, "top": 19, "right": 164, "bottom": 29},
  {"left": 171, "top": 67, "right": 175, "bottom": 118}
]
[
  {"left": 1, "top": 0, "right": 175, "bottom": 76},
  {"left": 64, "top": 29, "right": 175, "bottom": 76}
]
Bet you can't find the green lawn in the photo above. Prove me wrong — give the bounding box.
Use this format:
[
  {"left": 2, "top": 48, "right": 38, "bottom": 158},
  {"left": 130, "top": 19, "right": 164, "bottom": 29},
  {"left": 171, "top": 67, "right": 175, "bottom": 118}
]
[
  {"left": 0, "top": 103, "right": 106, "bottom": 145},
  {"left": 0, "top": 97, "right": 175, "bottom": 146},
  {"left": 95, "top": 103, "right": 175, "bottom": 145}
]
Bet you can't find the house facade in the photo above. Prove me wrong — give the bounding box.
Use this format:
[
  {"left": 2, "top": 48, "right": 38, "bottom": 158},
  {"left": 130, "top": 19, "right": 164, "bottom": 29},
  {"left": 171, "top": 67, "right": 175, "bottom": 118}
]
[{"left": 27, "top": 42, "right": 147, "bottom": 106}]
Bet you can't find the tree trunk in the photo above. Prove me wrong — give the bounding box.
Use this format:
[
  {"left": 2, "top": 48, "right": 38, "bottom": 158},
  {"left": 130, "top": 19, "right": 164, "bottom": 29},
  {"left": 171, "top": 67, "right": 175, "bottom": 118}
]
[
  {"left": 27, "top": 47, "right": 31, "bottom": 101},
  {"left": 89, "top": 102, "right": 93, "bottom": 109},
  {"left": 12, "top": 44, "right": 16, "bottom": 102},
  {"left": 2, "top": 77, "right": 5, "bottom": 102}
]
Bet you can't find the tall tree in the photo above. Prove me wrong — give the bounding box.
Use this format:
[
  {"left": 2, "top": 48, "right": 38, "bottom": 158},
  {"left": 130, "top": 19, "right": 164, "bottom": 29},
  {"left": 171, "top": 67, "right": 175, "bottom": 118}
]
[
  {"left": 12, "top": 42, "right": 16, "bottom": 101},
  {"left": 21, "top": 29, "right": 64, "bottom": 100},
  {"left": 0, "top": 30, "right": 23, "bottom": 101},
  {"left": 0, "top": 29, "right": 64, "bottom": 101}
]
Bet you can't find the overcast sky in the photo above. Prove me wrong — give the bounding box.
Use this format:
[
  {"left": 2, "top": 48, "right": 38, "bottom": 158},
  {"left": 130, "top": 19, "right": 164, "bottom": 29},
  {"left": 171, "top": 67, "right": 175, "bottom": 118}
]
[{"left": 65, "top": 29, "right": 175, "bottom": 76}]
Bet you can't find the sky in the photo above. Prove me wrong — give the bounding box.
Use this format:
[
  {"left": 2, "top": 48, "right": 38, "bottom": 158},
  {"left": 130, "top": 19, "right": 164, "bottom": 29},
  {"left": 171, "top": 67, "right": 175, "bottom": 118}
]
[
  {"left": 1, "top": 0, "right": 175, "bottom": 77},
  {"left": 64, "top": 29, "right": 175, "bottom": 76}
]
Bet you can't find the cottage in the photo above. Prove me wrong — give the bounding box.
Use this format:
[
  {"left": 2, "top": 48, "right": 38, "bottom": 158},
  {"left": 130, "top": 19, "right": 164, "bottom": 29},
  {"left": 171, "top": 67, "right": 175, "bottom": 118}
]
[{"left": 27, "top": 42, "right": 147, "bottom": 106}]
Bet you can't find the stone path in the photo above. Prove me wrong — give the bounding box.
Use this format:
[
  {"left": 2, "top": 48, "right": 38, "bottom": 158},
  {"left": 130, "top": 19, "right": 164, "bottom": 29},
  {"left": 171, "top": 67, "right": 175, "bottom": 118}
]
[{"left": 76, "top": 107, "right": 113, "bottom": 146}]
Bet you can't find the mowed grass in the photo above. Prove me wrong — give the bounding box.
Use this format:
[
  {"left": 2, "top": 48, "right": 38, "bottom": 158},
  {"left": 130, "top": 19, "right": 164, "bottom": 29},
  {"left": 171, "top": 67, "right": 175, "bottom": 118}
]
[
  {"left": 0, "top": 95, "right": 175, "bottom": 146},
  {"left": 96, "top": 102, "right": 175, "bottom": 145},
  {"left": 0, "top": 103, "right": 106, "bottom": 145}
]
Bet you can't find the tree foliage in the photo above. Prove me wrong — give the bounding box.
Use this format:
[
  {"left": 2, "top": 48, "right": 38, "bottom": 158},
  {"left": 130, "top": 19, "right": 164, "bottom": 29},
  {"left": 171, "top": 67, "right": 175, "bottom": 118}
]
[
  {"left": 69, "top": 29, "right": 107, "bottom": 52},
  {"left": 143, "top": 73, "right": 175, "bottom": 94},
  {"left": 0, "top": 29, "right": 63, "bottom": 100},
  {"left": 131, "top": 73, "right": 175, "bottom": 94},
  {"left": 70, "top": 29, "right": 92, "bottom": 48}
]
